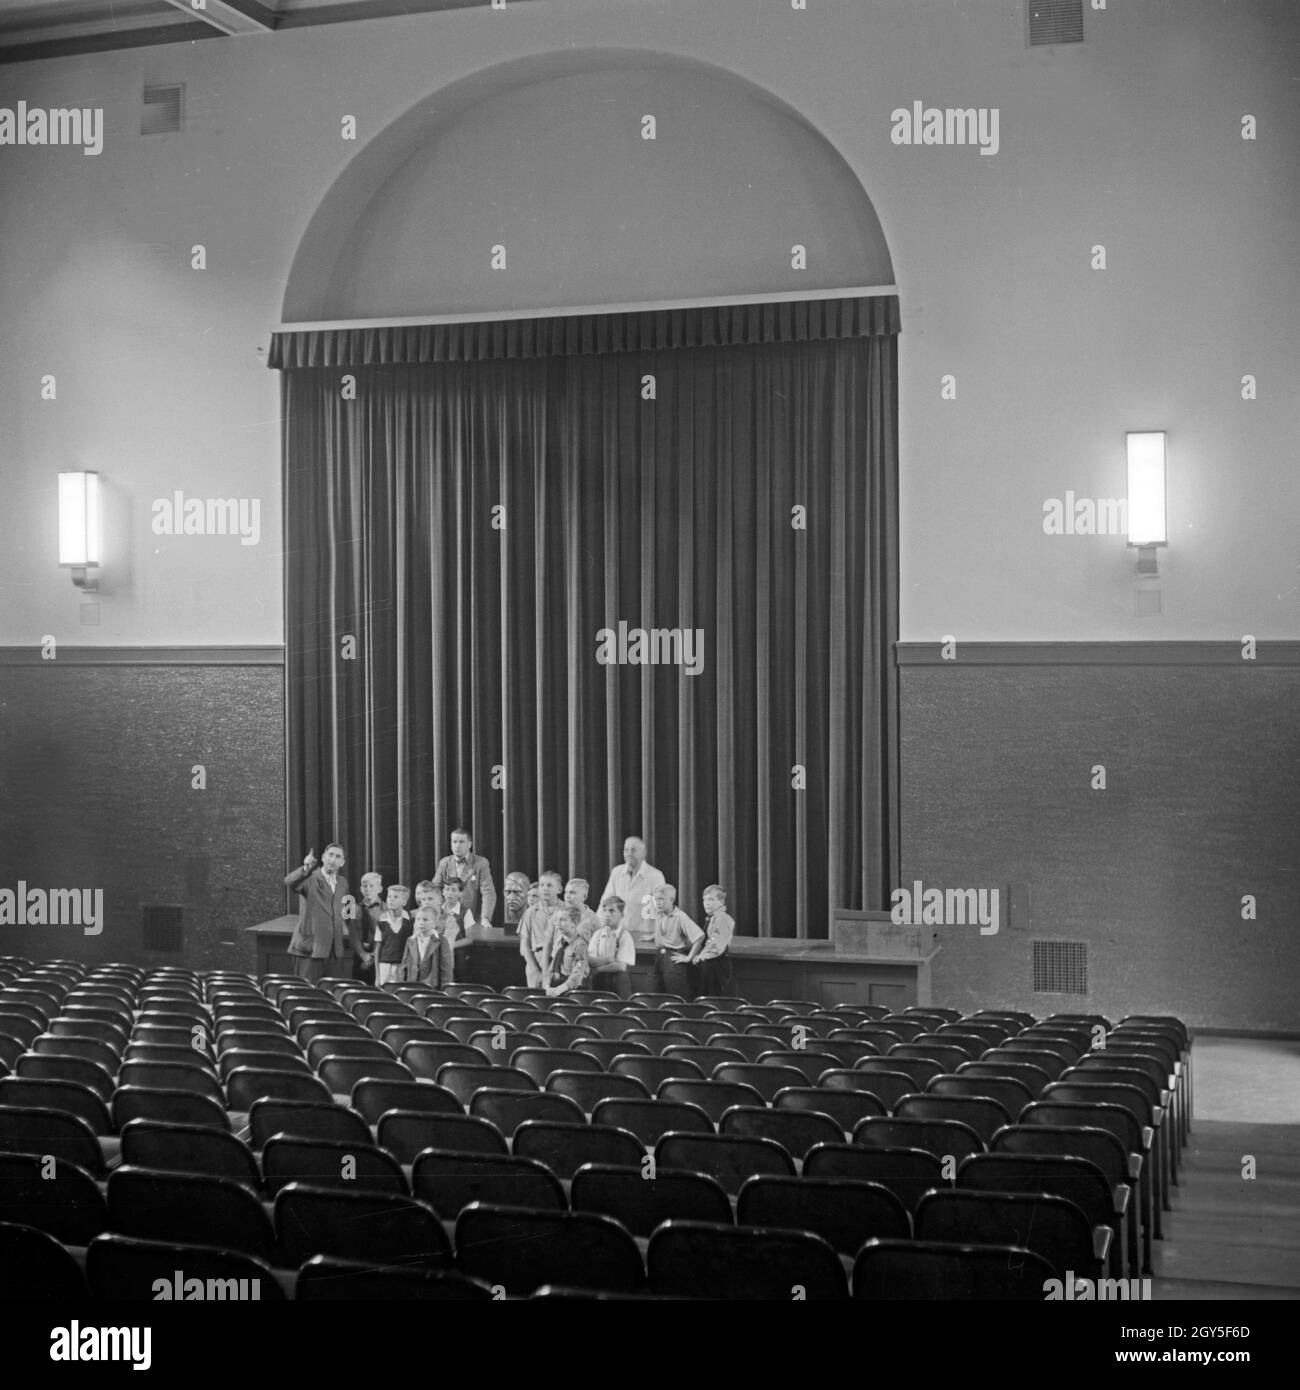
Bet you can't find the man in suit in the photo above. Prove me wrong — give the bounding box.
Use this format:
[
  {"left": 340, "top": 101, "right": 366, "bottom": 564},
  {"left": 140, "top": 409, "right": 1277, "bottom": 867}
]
[
  {"left": 432, "top": 827, "right": 498, "bottom": 929},
  {"left": 284, "top": 843, "right": 367, "bottom": 983}
]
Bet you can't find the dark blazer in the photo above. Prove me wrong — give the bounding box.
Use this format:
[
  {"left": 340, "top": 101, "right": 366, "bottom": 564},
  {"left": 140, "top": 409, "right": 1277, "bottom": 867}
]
[
  {"left": 433, "top": 853, "right": 498, "bottom": 926},
  {"left": 400, "top": 930, "right": 453, "bottom": 987},
  {"left": 285, "top": 864, "right": 359, "bottom": 961}
]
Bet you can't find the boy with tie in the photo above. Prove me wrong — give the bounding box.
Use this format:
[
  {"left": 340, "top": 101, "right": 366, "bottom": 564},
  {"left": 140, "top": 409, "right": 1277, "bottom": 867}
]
[
  {"left": 585, "top": 896, "right": 637, "bottom": 998},
  {"left": 400, "top": 906, "right": 453, "bottom": 987},
  {"left": 650, "top": 884, "right": 703, "bottom": 998},
  {"left": 686, "top": 884, "right": 736, "bottom": 997}
]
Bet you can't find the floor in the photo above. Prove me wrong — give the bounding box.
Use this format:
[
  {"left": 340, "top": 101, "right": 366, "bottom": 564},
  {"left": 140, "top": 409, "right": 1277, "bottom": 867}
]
[{"left": 1152, "top": 1037, "right": 1300, "bottom": 1300}]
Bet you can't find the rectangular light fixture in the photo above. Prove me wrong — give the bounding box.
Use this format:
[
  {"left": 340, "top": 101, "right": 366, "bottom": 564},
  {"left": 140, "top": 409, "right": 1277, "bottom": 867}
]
[
  {"left": 1126, "top": 431, "right": 1166, "bottom": 575},
  {"left": 58, "top": 470, "right": 101, "bottom": 588}
]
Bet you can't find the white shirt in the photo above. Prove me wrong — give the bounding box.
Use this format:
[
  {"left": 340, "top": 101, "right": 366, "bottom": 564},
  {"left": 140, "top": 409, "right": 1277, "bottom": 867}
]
[{"left": 601, "top": 861, "right": 665, "bottom": 939}]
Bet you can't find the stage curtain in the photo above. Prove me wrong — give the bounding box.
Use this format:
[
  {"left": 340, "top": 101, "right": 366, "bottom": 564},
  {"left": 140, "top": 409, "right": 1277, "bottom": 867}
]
[{"left": 278, "top": 296, "right": 898, "bottom": 938}]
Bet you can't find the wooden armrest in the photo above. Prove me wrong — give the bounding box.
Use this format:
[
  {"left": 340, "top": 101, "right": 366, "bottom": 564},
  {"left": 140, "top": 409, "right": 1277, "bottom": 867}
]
[
  {"left": 1113, "top": 1183, "right": 1130, "bottom": 1217},
  {"left": 1094, "top": 1226, "right": 1113, "bottom": 1264},
  {"left": 1141, "top": 1125, "right": 1153, "bottom": 1151},
  {"left": 1153, "top": 1105, "right": 1164, "bottom": 1127},
  {"left": 1128, "top": 1153, "right": 1143, "bottom": 1181}
]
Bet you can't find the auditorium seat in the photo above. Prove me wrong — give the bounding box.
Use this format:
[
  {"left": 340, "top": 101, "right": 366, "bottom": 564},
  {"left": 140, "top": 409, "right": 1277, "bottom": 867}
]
[
  {"left": 661, "top": 1018, "right": 726, "bottom": 1046},
  {"left": 647, "top": 1220, "right": 847, "bottom": 1300},
  {"left": 617, "top": 1029, "right": 685, "bottom": 1056},
  {"left": 957, "top": 1059, "right": 1051, "bottom": 1098},
  {"left": 50, "top": 1017, "right": 127, "bottom": 1050},
  {"left": 295, "top": 1254, "right": 492, "bottom": 1300},
  {"left": 377, "top": 1110, "right": 507, "bottom": 1163},
  {"left": 545, "top": 1069, "right": 649, "bottom": 1112},
  {"left": 457, "top": 1203, "right": 644, "bottom": 1295},
  {"left": 573, "top": 1012, "right": 631, "bottom": 1041},
  {"left": 498, "top": 1008, "right": 550, "bottom": 1033},
  {"left": 833, "top": 1024, "right": 905, "bottom": 1049},
  {"left": 108, "top": 1166, "right": 276, "bottom": 1260},
  {"left": 854, "top": 1115, "right": 984, "bottom": 1164},
  {"left": 513, "top": 1120, "right": 645, "bottom": 1179},
  {"left": 852, "top": 1238, "right": 1054, "bottom": 1300},
  {"left": 351, "top": 1079, "right": 461, "bottom": 1127},
  {"left": 591, "top": 1097, "right": 714, "bottom": 1147},
  {"left": 129, "top": 1041, "right": 220, "bottom": 1075},
  {"left": 0, "top": 1074, "right": 112, "bottom": 1134},
  {"left": 217, "top": 1026, "right": 302, "bottom": 1054},
  {"left": 423, "top": 1002, "right": 490, "bottom": 1031},
  {"left": 0, "top": 1221, "right": 90, "bottom": 1299},
  {"left": 469, "top": 1087, "right": 586, "bottom": 1138},
  {"left": 119, "top": 1119, "right": 261, "bottom": 1191},
  {"left": 958, "top": 1152, "right": 1122, "bottom": 1277},
  {"left": 248, "top": 1098, "right": 372, "bottom": 1150},
  {"left": 738, "top": 1174, "right": 910, "bottom": 1254},
  {"left": 412, "top": 1149, "right": 564, "bottom": 1216},
  {"left": 895, "top": 1093, "right": 1013, "bottom": 1146},
  {"left": 0, "top": 1033, "right": 26, "bottom": 1069},
  {"left": 401, "top": 1039, "right": 488, "bottom": 1078},
  {"left": 318, "top": 1055, "right": 413, "bottom": 1097},
  {"left": 700, "top": 1012, "right": 751, "bottom": 1032},
  {"left": 469, "top": 1028, "right": 544, "bottom": 1063},
  {"left": 296, "top": 1020, "right": 371, "bottom": 1048},
  {"left": 940, "top": 1021, "right": 1011, "bottom": 1048},
  {"left": 572, "top": 1038, "right": 652, "bottom": 1068},
  {"left": 527, "top": 1022, "right": 601, "bottom": 1051},
  {"left": 861, "top": 1054, "right": 942, "bottom": 1089},
  {"left": 225, "top": 1067, "right": 333, "bottom": 1112},
  {"left": 611, "top": 1053, "right": 704, "bottom": 1091},
  {"left": 809, "top": 1039, "right": 881, "bottom": 1068},
  {"left": 719, "top": 1104, "right": 842, "bottom": 1159},
  {"left": 705, "top": 1033, "right": 784, "bottom": 1062},
  {"left": 220, "top": 1050, "right": 314, "bottom": 1082},
  {"left": 712, "top": 1061, "right": 809, "bottom": 1104},
  {"left": 261, "top": 1135, "right": 409, "bottom": 1197},
  {"left": 985, "top": 1043, "right": 1069, "bottom": 1080},
  {"left": 823, "top": 1065, "right": 909, "bottom": 1102},
  {"left": 435, "top": 1063, "right": 536, "bottom": 1107},
  {"left": 304, "top": 1035, "right": 391, "bottom": 1069},
  {"left": 0, "top": 1152, "right": 109, "bottom": 1244},
  {"left": 904, "top": 1007, "right": 961, "bottom": 1024},
  {"left": 112, "top": 1085, "right": 230, "bottom": 1134},
  {"left": 804, "top": 1142, "right": 947, "bottom": 1213},
  {"left": 694, "top": 996, "right": 747, "bottom": 1011},
  {"left": 571, "top": 1163, "right": 731, "bottom": 1237},
  {"left": 915, "top": 1188, "right": 1100, "bottom": 1281},
  {"left": 896, "top": 1039, "right": 973, "bottom": 1072},
  {"left": 274, "top": 1184, "right": 452, "bottom": 1269},
  {"left": 85, "top": 1233, "right": 283, "bottom": 1300},
  {"left": 1019, "top": 1100, "right": 1153, "bottom": 1273},
  {"left": 656, "top": 1131, "right": 796, "bottom": 1195},
  {"left": 117, "top": 1059, "right": 227, "bottom": 1105},
  {"left": 15, "top": 1050, "right": 115, "bottom": 1102},
  {"left": 774, "top": 1085, "right": 887, "bottom": 1131},
  {"left": 380, "top": 1024, "right": 453, "bottom": 1054},
  {"left": 510, "top": 1047, "right": 602, "bottom": 1088}
]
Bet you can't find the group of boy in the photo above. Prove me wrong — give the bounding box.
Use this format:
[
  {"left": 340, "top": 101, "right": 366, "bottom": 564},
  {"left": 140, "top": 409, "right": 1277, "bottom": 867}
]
[{"left": 514, "top": 871, "right": 735, "bottom": 999}]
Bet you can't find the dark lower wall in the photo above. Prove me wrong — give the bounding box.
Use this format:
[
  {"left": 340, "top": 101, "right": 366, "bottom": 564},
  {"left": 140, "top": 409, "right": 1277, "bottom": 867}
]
[
  {"left": 899, "top": 644, "right": 1300, "bottom": 1032},
  {"left": 0, "top": 651, "right": 285, "bottom": 973}
]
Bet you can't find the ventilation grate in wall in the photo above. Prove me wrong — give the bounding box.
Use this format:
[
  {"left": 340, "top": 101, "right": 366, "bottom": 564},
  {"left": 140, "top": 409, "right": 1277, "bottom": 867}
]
[
  {"left": 142, "top": 904, "right": 183, "bottom": 953},
  {"left": 1032, "top": 939, "right": 1088, "bottom": 994},
  {"left": 142, "top": 84, "right": 184, "bottom": 136},
  {"left": 1027, "top": 0, "right": 1084, "bottom": 46}
]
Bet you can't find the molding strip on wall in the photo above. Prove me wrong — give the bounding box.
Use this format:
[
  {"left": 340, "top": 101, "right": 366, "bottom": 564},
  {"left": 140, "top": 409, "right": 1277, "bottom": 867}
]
[
  {"left": 0, "top": 647, "right": 284, "bottom": 666},
  {"left": 896, "top": 641, "right": 1300, "bottom": 666}
]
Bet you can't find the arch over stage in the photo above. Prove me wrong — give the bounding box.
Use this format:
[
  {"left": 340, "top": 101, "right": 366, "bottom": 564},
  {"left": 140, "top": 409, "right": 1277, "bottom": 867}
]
[{"left": 274, "top": 50, "right": 899, "bottom": 942}]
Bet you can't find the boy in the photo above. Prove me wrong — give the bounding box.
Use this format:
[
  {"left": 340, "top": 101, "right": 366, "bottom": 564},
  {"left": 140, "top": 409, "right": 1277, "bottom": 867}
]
[
  {"left": 400, "top": 905, "right": 453, "bottom": 987},
  {"left": 686, "top": 884, "right": 736, "bottom": 998},
  {"left": 544, "top": 905, "right": 590, "bottom": 997},
  {"left": 438, "top": 877, "right": 473, "bottom": 968},
  {"left": 352, "top": 871, "right": 385, "bottom": 983},
  {"left": 585, "top": 895, "right": 637, "bottom": 999},
  {"left": 518, "top": 871, "right": 562, "bottom": 988},
  {"left": 563, "top": 878, "right": 600, "bottom": 940},
  {"left": 649, "top": 884, "right": 703, "bottom": 998},
  {"left": 373, "top": 883, "right": 413, "bottom": 987}
]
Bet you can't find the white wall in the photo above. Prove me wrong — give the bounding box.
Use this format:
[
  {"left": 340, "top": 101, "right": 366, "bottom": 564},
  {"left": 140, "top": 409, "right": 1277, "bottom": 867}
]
[{"left": 1, "top": 0, "right": 1297, "bottom": 646}]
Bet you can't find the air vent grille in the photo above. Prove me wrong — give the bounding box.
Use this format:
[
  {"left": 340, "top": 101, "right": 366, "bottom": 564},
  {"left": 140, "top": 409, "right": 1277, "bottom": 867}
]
[
  {"left": 142, "top": 84, "right": 183, "bottom": 136},
  {"left": 1032, "top": 939, "right": 1088, "bottom": 994},
  {"left": 1028, "top": 0, "right": 1084, "bottom": 46},
  {"left": 142, "top": 904, "right": 183, "bottom": 953}
]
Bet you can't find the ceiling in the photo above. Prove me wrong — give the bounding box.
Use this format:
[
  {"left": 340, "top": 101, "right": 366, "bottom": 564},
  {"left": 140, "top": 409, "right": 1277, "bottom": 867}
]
[{"left": 0, "top": 0, "right": 519, "bottom": 65}]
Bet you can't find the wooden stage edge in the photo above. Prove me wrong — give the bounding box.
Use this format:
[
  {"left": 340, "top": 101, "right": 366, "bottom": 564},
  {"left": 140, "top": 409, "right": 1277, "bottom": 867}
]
[{"left": 246, "top": 916, "right": 935, "bottom": 1011}]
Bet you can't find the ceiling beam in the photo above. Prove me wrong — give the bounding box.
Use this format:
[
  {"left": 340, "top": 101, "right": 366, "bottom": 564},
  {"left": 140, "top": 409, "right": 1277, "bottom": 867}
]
[{"left": 159, "top": 0, "right": 278, "bottom": 36}]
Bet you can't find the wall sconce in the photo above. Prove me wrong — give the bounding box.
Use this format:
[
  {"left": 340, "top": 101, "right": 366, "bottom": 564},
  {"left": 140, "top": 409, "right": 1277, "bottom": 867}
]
[
  {"left": 58, "top": 470, "right": 101, "bottom": 591},
  {"left": 1126, "top": 432, "right": 1166, "bottom": 576}
]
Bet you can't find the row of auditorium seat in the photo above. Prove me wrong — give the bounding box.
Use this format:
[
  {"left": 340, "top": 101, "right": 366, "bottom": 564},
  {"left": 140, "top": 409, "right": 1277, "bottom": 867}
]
[{"left": 0, "top": 955, "right": 1190, "bottom": 1299}]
